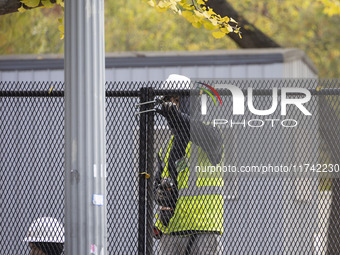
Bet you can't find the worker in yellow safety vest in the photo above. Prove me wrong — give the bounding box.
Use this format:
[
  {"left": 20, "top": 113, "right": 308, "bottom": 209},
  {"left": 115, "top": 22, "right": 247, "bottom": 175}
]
[{"left": 153, "top": 74, "right": 224, "bottom": 255}]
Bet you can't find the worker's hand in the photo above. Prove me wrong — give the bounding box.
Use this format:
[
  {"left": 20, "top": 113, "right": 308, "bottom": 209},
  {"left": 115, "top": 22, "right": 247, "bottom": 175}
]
[
  {"left": 156, "top": 102, "right": 177, "bottom": 120},
  {"left": 155, "top": 178, "right": 178, "bottom": 227},
  {"left": 155, "top": 177, "right": 178, "bottom": 209},
  {"left": 155, "top": 99, "right": 178, "bottom": 118}
]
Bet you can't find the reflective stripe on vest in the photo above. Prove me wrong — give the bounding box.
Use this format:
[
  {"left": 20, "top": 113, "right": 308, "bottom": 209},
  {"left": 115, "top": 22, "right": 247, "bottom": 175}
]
[
  {"left": 157, "top": 136, "right": 224, "bottom": 234},
  {"left": 160, "top": 136, "right": 224, "bottom": 197}
]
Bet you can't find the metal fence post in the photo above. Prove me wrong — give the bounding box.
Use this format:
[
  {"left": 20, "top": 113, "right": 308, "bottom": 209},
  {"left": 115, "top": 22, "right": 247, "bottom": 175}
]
[
  {"left": 64, "top": 1, "right": 107, "bottom": 254},
  {"left": 138, "top": 87, "right": 155, "bottom": 255},
  {"left": 146, "top": 87, "right": 155, "bottom": 255},
  {"left": 138, "top": 87, "right": 148, "bottom": 255}
]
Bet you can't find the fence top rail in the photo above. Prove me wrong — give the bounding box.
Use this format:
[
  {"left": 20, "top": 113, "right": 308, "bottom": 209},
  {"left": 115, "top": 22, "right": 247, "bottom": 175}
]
[
  {"left": 0, "top": 90, "right": 141, "bottom": 98},
  {"left": 1, "top": 88, "right": 340, "bottom": 97}
]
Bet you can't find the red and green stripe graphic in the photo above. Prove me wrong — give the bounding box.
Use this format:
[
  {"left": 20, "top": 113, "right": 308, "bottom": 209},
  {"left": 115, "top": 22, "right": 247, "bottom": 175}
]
[{"left": 198, "top": 82, "right": 223, "bottom": 106}]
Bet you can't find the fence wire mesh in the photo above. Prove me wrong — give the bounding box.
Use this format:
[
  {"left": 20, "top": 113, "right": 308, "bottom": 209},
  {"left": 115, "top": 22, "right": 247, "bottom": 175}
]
[{"left": 1, "top": 80, "right": 340, "bottom": 255}]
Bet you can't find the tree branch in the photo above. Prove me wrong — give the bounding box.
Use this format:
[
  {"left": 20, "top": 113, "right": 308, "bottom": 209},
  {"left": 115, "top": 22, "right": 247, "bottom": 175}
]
[
  {"left": 0, "top": 0, "right": 57, "bottom": 15},
  {"left": 205, "top": 0, "right": 280, "bottom": 48},
  {"left": 0, "top": 0, "right": 20, "bottom": 15}
]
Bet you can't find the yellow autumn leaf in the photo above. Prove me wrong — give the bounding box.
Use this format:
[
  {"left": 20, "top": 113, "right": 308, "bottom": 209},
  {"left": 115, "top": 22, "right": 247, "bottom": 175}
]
[
  {"left": 194, "top": 10, "right": 204, "bottom": 18},
  {"left": 58, "top": 24, "right": 64, "bottom": 39},
  {"left": 209, "top": 18, "right": 218, "bottom": 26},
  {"left": 202, "top": 20, "right": 218, "bottom": 30},
  {"left": 226, "top": 24, "right": 234, "bottom": 32},
  {"left": 182, "top": 11, "right": 200, "bottom": 23},
  {"left": 220, "top": 16, "right": 230, "bottom": 23},
  {"left": 158, "top": 1, "right": 171, "bottom": 8},
  {"left": 155, "top": 6, "right": 167, "bottom": 12},
  {"left": 21, "top": 0, "right": 40, "bottom": 8},
  {"left": 192, "top": 22, "right": 202, "bottom": 28},
  {"left": 41, "top": 0, "right": 54, "bottom": 8},
  {"left": 18, "top": 5, "right": 26, "bottom": 13},
  {"left": 220, "top": 27, "right": 228, "bottom": 33},
  {"left": 182, "top": 11, "right": 192, "bottom": 18},
  {"left": 147, "top": 0, "right": 155, "bottom": 7},
  {"left": 220, "top": 25, "right": 233, "bottom": 33},
  {"left": 206, "top": 8, "right": 215, "bottom": 15},
  {"left": 180, "top": 3, "right": 194, "bottom": 10},
  {"left": 170, "top": 4, "right": 179, "bottom": 12},
  {"left": 202, "top": 11, "right": 210, "bottom": 19},
  {"left": 212, "top": 31, "right": 225, "bottom": 38},
  {"left": 143, "top": 0, "right": 239, "bottom": 41},
  {"left": 56, "top": 0, "right": 64, "bottom": 7},
  {"left": 229, "top": 17, "right": 237, "bottom": 23}
]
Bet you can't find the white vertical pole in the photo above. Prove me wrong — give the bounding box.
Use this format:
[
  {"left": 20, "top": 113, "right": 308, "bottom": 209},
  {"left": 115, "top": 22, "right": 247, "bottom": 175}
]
[{"left": 64, "top": 0, "right": 107, "bottom": 254}]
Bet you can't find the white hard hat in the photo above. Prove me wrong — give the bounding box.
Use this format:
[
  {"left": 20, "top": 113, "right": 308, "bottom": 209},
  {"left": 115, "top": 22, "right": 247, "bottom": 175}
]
[
  {"left": 163, "top": 74, "right": 191, "bottom": 89},
  {"left": 24, "top": 217, "right": 64, "bottom": 243}
]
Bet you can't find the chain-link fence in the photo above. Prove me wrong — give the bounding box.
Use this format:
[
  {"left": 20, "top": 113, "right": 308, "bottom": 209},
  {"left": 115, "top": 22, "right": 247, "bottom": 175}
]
[{"left": 1, "top": 80, "right": 340, "bottom": 254}]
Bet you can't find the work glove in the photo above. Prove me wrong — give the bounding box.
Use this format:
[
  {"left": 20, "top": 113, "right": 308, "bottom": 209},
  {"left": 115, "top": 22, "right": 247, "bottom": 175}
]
[
  {"left": 155, "top": 177, "right": 178, "bottom": 227},
  {"left": 155, "top": 177, "right": 178, "bottom": 209},
  {"left": 156, "top": 99, "right": 178, "bottom": 120}
]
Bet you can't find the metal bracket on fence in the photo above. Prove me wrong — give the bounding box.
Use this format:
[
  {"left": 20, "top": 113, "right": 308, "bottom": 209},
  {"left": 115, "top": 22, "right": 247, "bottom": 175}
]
[
  {"left": 135, "top": 109, "right": 156, "bottom": 115},
  {"left": 135, "top": 100, "right": 157, "bottom": 107},
  {"left": 135, "top": 99, "right": 161, "bottom": 115}
]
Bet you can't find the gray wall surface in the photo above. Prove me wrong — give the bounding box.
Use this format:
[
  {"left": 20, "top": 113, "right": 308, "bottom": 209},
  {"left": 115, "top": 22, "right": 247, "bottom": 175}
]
[{"left": 0, "top": 49, "right": 317, "bottom": 82}]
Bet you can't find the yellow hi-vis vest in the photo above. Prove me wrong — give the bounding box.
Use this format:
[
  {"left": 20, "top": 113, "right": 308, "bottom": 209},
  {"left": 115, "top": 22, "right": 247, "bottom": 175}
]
[{"left": 155, "top": 136, "right": 224, "bottom": 234}]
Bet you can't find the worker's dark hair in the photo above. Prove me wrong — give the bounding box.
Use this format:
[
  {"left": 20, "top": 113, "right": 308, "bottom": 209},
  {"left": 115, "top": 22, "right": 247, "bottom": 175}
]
[{"left": 33, "top": 242, "right": 64, "bottom": 255}]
